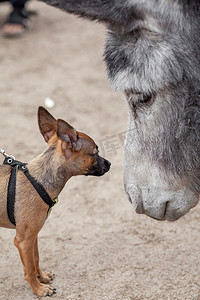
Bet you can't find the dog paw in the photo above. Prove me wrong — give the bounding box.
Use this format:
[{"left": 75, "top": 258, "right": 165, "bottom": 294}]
[
  {"left": 33, "top": 283, "right": 56, "bottom": 297},
  {"left": 38, "top": 271, "right": 54, "bottom": 284}
]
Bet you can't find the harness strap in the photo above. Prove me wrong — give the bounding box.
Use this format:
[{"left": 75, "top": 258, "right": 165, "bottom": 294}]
[
  {"left": 7, "top": 165, "right": 18, "bottom": 226},
  {"left": 4, "top": 157, "right": 58, "bottom": 226}
]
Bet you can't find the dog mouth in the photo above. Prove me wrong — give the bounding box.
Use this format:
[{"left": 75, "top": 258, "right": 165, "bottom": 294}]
[
  {"left": 85, "top": 169, "right": 107, "bottom": 177},
  {"left": 85, "top": 160, "right": 111, "bottom": 177}
]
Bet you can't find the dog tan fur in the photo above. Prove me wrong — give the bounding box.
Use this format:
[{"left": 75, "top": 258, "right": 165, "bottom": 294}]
[{"left": 0, "top": 107, "right": 110, "bottom": 296}]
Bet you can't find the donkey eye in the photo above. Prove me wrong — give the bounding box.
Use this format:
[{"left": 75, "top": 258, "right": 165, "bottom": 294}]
[
  {"left": 126, "top": 90, "right": 155, "bottom": 105},
  {"left": 136, "top": 93, "right": 156, "bottom": 106},
  {"left": 138, "top": 94, "right": 153, "bottom": 104}
]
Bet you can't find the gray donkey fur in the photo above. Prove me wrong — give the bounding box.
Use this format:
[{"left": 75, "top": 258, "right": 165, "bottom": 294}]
[{"left": 40, "top": 0, "right": 200, "bottom": 221}]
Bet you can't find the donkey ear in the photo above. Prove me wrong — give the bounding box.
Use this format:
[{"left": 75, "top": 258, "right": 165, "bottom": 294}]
[
  {"left": 38, "top": 106, "right": 57, "bottom": 143},
  {"left": 40, "top": 0, "right": 133, "bottom": 27},
  {"left": 57, "top": 119, "right": 80, "bottom": 151}
]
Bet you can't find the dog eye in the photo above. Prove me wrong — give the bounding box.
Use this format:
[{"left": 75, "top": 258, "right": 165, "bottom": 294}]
[
  {"left": 90, "top": 150, "right": 99, "bottom": 157},
  {"left": 90, "top": 146, "right": 99, "bottom": 157}
]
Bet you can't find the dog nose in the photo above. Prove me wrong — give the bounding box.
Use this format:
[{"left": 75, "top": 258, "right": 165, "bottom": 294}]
[{"left": 105, "top": 159, "right": 111, "bottom": 169}]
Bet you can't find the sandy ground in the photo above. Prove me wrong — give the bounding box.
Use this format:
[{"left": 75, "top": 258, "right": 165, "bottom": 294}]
[{"left": 0, "top": 2, "right": 200, "bottom": 300}]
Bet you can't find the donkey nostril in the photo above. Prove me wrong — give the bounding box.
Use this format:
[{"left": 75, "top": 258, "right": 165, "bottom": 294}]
[{"left": 164, "top": 201, "right": 169, "bottom": 217}]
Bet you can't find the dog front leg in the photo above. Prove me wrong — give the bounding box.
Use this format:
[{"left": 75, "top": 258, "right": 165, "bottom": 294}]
[
  {"left": 34, "top": 236, "right": 54, "bottom": 284},
  {"left": 14, "top": 234, "right": 55, "bottom": 297}
]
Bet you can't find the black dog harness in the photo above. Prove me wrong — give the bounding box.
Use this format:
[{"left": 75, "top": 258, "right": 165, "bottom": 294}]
[{"left": 3, "top": 157, "right": 58, "bottom": 226}]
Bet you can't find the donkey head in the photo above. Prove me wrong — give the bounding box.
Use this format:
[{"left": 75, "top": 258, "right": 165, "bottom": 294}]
[{"left": 41, "top": 0, "right": 200, "bottom": 221}]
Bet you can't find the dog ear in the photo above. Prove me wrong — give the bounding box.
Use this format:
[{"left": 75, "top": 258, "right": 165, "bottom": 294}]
[
  {"left": 39, "top": 0, "right": 134, "bottom": 27},
  {"left": 38, "top": 106, "right": 57, "bottom": 143},
  {"left": 57, "top": 119, "right": 81, "bottom": 151}
]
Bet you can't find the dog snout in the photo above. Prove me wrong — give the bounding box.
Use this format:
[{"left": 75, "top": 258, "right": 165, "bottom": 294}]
[
  {"left": 97, "top": 157, "right": 111, "bottom": 175},
  {"left": 85, "top": 157, "right": 111, "bottom": 177},
  {"left": 104, "top": 159, "right": 111, "bottom": 172}
]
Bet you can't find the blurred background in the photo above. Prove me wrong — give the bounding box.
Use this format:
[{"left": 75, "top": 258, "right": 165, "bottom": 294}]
[{"left": 0, "top": 2, "right": 199, "bottom": 299}]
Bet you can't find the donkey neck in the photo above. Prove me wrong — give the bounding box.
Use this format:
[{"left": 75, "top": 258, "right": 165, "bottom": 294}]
[{"left": 27, "top": 145, "right": 71, "bottom": 199}]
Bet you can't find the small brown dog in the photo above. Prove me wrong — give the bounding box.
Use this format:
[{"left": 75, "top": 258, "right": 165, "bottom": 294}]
[{"left": 0, "top": 107, "right": 111, "bottom": 297}]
